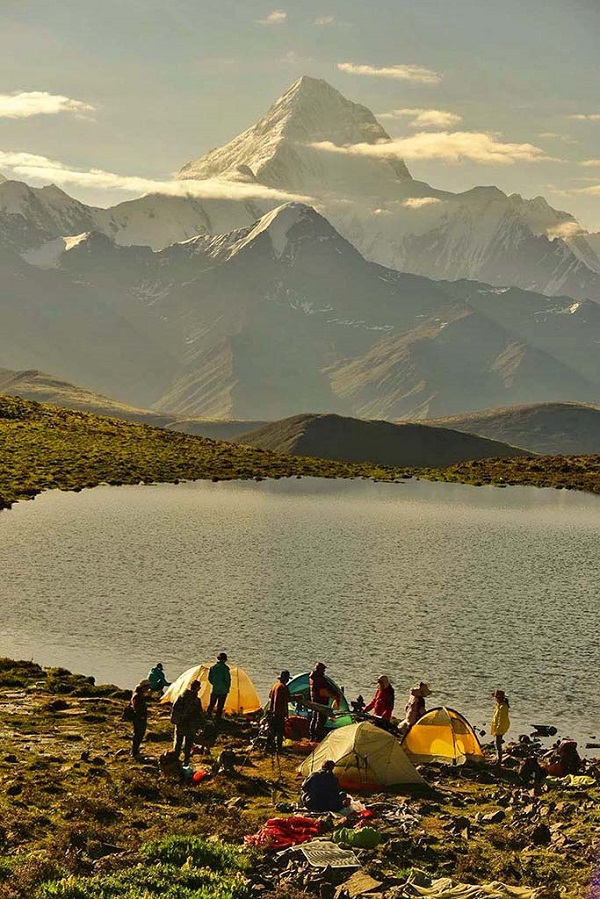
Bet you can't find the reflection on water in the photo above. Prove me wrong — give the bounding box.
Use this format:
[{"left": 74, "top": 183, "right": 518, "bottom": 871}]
[{"left": 0, "top": 478, "right": 598, "bottom": 745}]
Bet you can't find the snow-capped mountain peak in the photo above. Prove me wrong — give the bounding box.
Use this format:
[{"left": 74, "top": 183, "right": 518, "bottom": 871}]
[{"left": 177, "top": 76, "right": 412, "bottom": 195}]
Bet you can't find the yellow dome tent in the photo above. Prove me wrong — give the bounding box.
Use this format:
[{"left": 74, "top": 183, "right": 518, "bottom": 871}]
[
  {"left": 298, "top": 721, "right": 427, "bottom": 791},
  {"left": 161, "top": 664, "right": 262, "bottom": 716},
  {"left": 402, "top": 707, "right": 484, "bottom": 766}
]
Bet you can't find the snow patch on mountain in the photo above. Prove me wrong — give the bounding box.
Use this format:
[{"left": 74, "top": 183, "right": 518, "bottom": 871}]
[{"left": 235, "top": 202, "right": 311, "bottom": 257}]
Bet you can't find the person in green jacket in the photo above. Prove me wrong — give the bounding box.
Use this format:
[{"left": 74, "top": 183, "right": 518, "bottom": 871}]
[
  {"left": 207, "top": 652, "right": 231, "bottom": 720},
  {"left": 490, "top": 689, "right": 510, "bottom": 765},
  {"left": 147, "top": 662, "right": 170, "bottom": 694}
]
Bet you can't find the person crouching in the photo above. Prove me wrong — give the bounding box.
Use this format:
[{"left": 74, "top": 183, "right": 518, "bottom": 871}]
[
  {"left": 171, "top": 680, "right": 204, "bottom": 766},
  {"left": 301, "top": 760, "right": 349, "bottom": 812}
]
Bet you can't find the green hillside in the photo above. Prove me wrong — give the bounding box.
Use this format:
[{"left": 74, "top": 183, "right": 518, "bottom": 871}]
[{"left": 1, "top": 395, "right": 599, "bottom": 511}]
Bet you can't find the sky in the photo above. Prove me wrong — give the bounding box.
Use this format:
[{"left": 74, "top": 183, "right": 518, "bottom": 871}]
[{"left": 1, "top": 0, "right": 599, "bottom": 229}]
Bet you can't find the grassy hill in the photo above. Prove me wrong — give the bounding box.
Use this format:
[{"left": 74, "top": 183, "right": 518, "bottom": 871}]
[
  {"left": 428, "top": 402, "right": 600, "bottom": 455},
  {"left": 0, "top": 395, "right": 404, "bottom": 509},
  {"left": 1, "top": 395, "right": 599, "bottom": 511},
  {"left": 235, "top": 412, "right": 530, "bottom": 468}
]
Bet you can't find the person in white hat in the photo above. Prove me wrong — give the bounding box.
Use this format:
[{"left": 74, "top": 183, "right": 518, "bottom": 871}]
[{"left": 403, "top": 681, "right": 431, "bottom": 729}]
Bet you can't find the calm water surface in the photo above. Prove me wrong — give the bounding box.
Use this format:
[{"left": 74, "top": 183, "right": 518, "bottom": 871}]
[{"left": 0, "top": 478, "right": 598, "bottom": 746}]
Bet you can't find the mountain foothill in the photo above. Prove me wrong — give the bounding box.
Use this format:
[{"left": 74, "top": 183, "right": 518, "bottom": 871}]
[{"left": 1, "top": 75, "right": 600, "bottom": 464}]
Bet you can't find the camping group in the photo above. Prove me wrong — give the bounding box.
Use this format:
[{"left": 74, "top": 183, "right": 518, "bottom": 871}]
[{"left": 126, "top": 655, "right": 504, "bottom": 792}]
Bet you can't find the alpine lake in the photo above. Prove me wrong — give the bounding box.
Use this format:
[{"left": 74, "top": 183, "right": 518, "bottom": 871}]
[{"left": 0, "top": 477, "right": 598, "bottom": 749}]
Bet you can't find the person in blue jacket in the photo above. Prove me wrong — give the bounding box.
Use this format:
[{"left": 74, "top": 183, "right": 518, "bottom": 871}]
[{"left": 301, "top": 760, "right": 349, "bottom": 812}]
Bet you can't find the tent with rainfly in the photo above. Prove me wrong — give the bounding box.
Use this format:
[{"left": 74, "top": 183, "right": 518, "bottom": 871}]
[
  {"left": 161, "top": 664, "right": 262, "bottom": 716},
  {"left": 298, "top": 721, "right": 427, "bottom": 791},
  {"left": 402, "top": 707, "right": 484, "bottom": 766}
]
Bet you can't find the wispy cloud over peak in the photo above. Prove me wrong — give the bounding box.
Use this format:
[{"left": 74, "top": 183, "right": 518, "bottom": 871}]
[
  {"left": 0, "top": 150, "right": 312, "bottom": 204},
  {"left": 0, "top": 91, "right": 94, "bottom": 119},
  {"left": 378, "top": 108, "right": 462, "bottom": 130},
  {"left": 337, "top": 62, "right": 442, "bottom": 85},
  {"left": 257, "top": 9, "right": 287, "bottom": 25},
  {"left": 403, "top": 197, "right": 443, "bottom": 208},
  {"left": 546, "top": 221, "right": 587, "bottom": 239},
  {"left": 312, "top": 131, "right": 559, "bottom": 165},
  {"left": 568, "top": 113, "right": 600, "bottom": 122}
]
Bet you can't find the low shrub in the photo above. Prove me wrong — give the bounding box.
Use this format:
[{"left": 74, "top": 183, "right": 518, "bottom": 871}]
[
  {"left": 141, "top": 836, "right": 249, "bottom": 872},
  {"left": 37, "top": 864, "right": 249, "bottom": 899}
]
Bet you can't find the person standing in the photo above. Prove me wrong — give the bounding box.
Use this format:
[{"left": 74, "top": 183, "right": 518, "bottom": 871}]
[
  {"left": 207, "top": 652, "right": 231, "bottom": 720},
  {"left": 268, "top": 670, "right": 292, "bottom": 752},
  {"left": 130, "top": 679, "right": 150, "bottom": 759},
  {"left": 491, "top": 689, "right": 510, "bottom": 765},
  {"left": 171, "top": 680, "right": 204, "bottom": 765},
  {"left": 403, "top": 682, "right": 431, "bottom": 729},
  {"left": 309, "top": 662, "right": 341, "bottom": 742},
  {"left": 365, "top": 675, "right": 395, "bottom": 722}
]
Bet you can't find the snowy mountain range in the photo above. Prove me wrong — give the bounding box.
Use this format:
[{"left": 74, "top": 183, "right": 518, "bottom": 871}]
[
  {"left": 1, "top": 200, "right": 599, "bottom": 419},
  {"left": 1, "top": 76, "right": 600, "bottom": 303}
]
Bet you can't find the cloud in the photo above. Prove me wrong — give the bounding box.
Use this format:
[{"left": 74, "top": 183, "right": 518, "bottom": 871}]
[
  {"left": 0, "top": 149, "right": 312, "bottom": 203},
  {"left": 337, "top": 62, "right": 442, "bottom": 85},
  {"left": 0, "top": 91, "right": 94, "bottom": 119},
  {"left": 571, "top": 183, "right": 600, "bottom": 196},
  {"left": 568, "top": 113, "right": 600, "bottom": 121},
  {"left": 378, "top": 108, "right": 462, "bottom": 130},
  {"left": 312, "top": 131, "right": 559, "bottom": 165},
  {"left": 581, "top": 158, "right": 600, "bottom": 167},
  {"left": 314, "top": 16, "right": 334, "bottom": 25},
  {"left": 538, "top": 131, "right": 578, "bottom": 145},
  {"left": 257, "top": 9, "right": 287, "bottom": 25},
  {"left": 546, "top": 221, "right": 587, "bottom": 240},
  {"left": 402, "top": 197, "right": 443, "bottom": 209}
]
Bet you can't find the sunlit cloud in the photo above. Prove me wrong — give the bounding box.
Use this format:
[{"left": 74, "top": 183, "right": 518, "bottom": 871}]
[
  {"left": 257, "top": 9, "right": 287, "bottom": 25},
  {"left": 538, "top": 131, "right": 578, "bottom": 145},
  {"left": 311, "top": 132, "right": 559, "bottom": 165},
  {"left": 314, "top": 16, "right": 334, "bottom": 25},
  {"left": 568, "top": 113, "right": 600, "bottom": 121},
  {"left": 0, "top": 91, "right": 94, "bottom": 119},
  {"left": 581, "top": 158, "right": 600, "bottom": 167},
  {"left": 571, "top": 183, "right": 600, "bottom": 196},
  {"left": 0, "top": 150, "right": 312, "bottom": 203},
  {"left": 337, "top": 62, "right": 442, "bottom": 85},
  {"left": 378, "top": 108, "right": 462, "bottom": 130},
  {"left": 402, "top": 197, "right": 443, "bottom": 209},
  {"left": 546, "top": 221, "right": 587, "bottom": 239}
]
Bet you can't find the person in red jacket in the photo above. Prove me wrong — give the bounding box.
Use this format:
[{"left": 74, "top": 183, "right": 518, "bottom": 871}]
[
  {"left": 365, "top": 675, "right": 395, "bottom": 722},
  {"left": 308, "top": 662, "right": 341, "bottom": 742}
]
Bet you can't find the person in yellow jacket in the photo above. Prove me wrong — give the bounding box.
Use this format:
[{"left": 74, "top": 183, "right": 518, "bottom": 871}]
[{"left": 490, "top": 689, "right": 510, "bottom": 765}]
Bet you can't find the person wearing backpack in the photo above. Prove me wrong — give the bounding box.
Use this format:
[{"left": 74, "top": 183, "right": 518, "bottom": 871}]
[
  {"left": 171, "top": 680, "right": 204, "bottom": 765},
  {"left": 130, "top": 679, "right": 151, "bottom": 759}
]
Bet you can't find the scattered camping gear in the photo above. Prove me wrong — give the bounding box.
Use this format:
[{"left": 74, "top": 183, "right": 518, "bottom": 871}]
[
  {"left": 161, "top": 664, "right": 262, "bottom": 716},
  {"left": 402, "top": 707, "right": 484, "bottom": 766},
  {"left": 287, "top": 672, "right": 353, "bottom": 730},
  {"left": 300, "top": 840, "right": 360, "bottom": 868},
  {"left": 332, "top": 826, "right": 382, "bottom": 849},
  {"left": 298, "top": 721, "right": 426, "bottom": 791},
  {"left": 532, "top": 724, "right": 558, "bottom": 737},
  {"left": 244, "top": 815, "right": 322, "bottom": 850}
]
